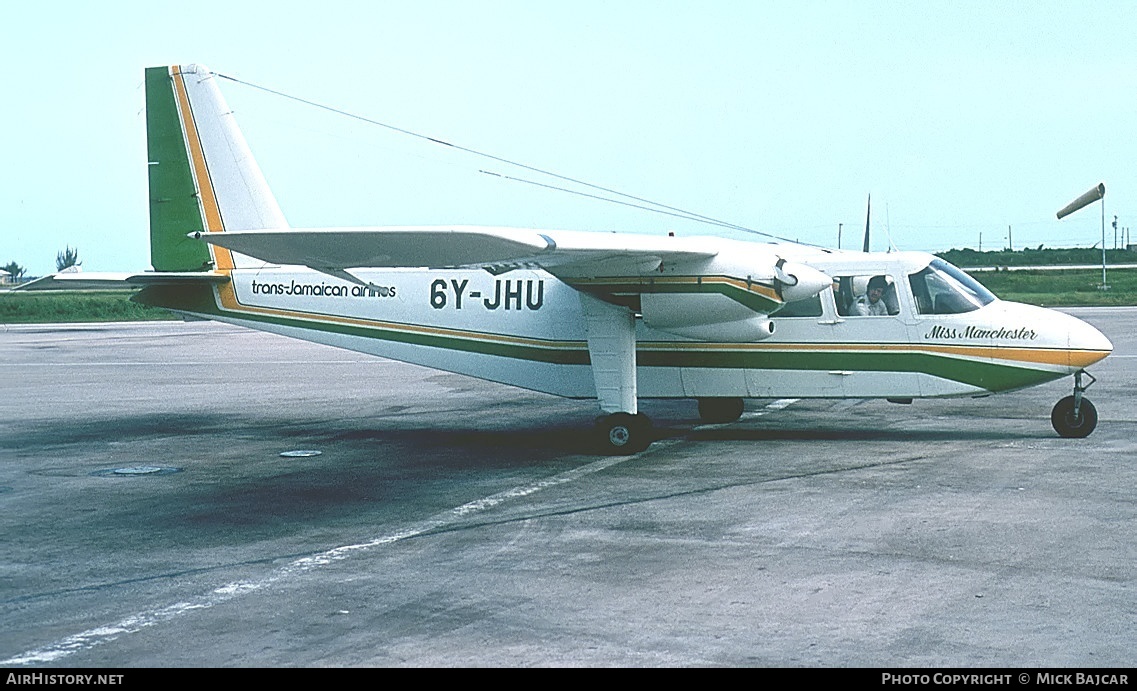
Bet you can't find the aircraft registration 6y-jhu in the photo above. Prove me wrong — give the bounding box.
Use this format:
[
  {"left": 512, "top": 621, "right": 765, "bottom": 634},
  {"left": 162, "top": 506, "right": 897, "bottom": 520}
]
[{"left": 32, "top": 64, "right": 1115, "bottom": 452}]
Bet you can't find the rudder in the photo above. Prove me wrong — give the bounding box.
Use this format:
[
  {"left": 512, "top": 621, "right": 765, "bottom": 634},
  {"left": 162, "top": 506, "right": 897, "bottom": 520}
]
[{"left": 145, "top": 64, "right": 288, "bottom": 272}]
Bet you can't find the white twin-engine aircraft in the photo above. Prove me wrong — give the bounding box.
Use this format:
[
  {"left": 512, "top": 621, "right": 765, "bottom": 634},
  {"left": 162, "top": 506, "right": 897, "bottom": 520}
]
[{"left": 55, "top": 65, "right": 1120, "bottom": 452}]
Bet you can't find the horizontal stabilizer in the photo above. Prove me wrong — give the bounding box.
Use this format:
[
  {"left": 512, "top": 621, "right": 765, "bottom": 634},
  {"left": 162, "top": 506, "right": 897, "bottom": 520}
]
[{"left": 12, "top": 271, "right": 229, "bottom": 291}]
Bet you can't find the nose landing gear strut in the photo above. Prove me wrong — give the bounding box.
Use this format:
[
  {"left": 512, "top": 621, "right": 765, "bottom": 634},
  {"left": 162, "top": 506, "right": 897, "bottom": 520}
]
[{"left": 1051, "top": 370, "right": 1098, "bottom": 438}]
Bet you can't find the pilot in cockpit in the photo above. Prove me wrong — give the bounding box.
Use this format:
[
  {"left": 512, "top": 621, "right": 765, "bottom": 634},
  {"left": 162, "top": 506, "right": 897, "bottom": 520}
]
[{"left": 856, "top": 275, "right": 891, "bottom": 316}]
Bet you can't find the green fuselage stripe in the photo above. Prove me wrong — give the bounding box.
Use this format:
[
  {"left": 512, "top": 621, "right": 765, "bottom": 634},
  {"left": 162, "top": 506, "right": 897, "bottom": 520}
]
[
  {"left": 134, "top": 284, "right": 589, "bottom": 365},
  {"left": 135, "top": 284, "right": 1064, "bottom": 392},
  {"left": 638, "top": 349, "right": 1056, "bottom": 391}
]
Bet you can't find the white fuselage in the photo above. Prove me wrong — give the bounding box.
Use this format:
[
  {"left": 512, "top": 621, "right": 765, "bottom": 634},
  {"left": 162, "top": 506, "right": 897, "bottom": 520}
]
[{"left": 195, "top": 251, "right": 1111, "bottom": 402}]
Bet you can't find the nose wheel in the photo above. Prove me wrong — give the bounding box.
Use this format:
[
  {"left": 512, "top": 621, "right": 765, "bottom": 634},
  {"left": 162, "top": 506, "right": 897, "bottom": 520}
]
[{"left": 1051, "top": 370, "right": 1098, "bottom": 438}]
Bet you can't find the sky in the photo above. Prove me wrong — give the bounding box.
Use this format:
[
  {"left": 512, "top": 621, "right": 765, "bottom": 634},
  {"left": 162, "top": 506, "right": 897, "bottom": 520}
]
[{"left": 2, "top": 0, "right": 1135, "bottom": 276}]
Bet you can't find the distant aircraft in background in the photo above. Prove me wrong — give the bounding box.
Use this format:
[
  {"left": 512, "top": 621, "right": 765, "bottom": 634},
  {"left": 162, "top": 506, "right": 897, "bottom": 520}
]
[{"left": 22, "top": 65, "right": 1112, "bottom": 452}]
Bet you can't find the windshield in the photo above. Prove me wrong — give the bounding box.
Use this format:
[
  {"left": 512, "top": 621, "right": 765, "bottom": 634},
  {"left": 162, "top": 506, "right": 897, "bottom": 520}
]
[{"left": 908, "top": 259, "right": 997, "bottom": 315}]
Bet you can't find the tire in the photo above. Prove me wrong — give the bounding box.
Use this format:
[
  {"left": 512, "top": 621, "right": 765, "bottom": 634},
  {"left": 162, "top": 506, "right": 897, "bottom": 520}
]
[
  {"left": 597, "top": 413, "right": 652, "bottom": 454},
  {"left": 1051, "top": 396, "right": 1098, "bottom": 438},
  {"left": 697, "top": 397, "right": 745, "bottom": 424}
]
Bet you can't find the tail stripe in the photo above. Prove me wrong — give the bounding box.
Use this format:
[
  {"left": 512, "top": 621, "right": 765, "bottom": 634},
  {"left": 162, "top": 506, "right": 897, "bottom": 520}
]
[
  {"left": 145, "top": 66, "right": 212, "bottom": 272},
  {"left": 170, "top": 66, "right": 235, "bottom": 271}
]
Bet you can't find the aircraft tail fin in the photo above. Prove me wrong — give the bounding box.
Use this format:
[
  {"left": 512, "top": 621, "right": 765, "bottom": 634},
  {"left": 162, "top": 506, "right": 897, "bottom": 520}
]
[{"left": 145, "top": 64, "right": 288, "bottom": 272}]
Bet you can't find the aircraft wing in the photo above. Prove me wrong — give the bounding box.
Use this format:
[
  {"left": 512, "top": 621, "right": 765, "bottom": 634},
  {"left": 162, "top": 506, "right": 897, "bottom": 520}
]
[
  {"left": 192, "top": 226, "right": 717, "bottom": 277},
  {"left": 194, "top": 226, "right": 833, "bottom": 339}
]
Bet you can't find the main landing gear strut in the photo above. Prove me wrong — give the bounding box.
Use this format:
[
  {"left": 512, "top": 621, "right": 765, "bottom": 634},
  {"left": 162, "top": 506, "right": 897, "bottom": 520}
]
[
  {"left": 1051, "top": 370, "right": 1098, "bottom": 438},
  {"left": 581, "top": 293, "right": 654, "bottom": 454}
]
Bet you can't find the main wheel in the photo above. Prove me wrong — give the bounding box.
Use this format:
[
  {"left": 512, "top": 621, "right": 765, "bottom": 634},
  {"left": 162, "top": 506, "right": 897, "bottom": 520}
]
[
  {"left": 596, "top": 413, "right": 652, "bottom": 454},
  {"left": 1051, "top": 396, "right": 1098, "bottom": 438},
  {"left": 697, "top": 397, "right": 745, "bottom": 424}
]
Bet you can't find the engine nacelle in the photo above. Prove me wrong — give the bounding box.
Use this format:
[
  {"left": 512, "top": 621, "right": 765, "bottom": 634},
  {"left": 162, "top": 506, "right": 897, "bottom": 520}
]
[
  {"left": 651, "top": 317, "right": 776, "bottom": 342},
  {"left": 775, "top": 259, "right": 832, "bottom": 303},
  {"left": 641, "top": 293, "right": 777, "bottom": 342},
  {"left": 610, "top": 243, "right": 830, "bottom": 343}
]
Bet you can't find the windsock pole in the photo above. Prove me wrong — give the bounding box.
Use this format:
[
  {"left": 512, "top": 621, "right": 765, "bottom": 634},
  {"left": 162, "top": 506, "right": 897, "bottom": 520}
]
[{"left": 1056, "top": 183, "right": 1107, "bottom": 289}]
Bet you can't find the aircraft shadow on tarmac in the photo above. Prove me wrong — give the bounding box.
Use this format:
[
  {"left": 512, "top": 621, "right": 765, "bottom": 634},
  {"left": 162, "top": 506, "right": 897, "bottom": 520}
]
[
  {"left": 6, "top": 413, "right": 234, "bottom": 448},
  {"left": 6, "top": 410, "right": 1066, "bottom": 545},
  {"left": 9, "top": 410, "right": 1052, "bottom": 464},
  {"left": 680, "top": 425, "right": 1048, "bottom": 444}
]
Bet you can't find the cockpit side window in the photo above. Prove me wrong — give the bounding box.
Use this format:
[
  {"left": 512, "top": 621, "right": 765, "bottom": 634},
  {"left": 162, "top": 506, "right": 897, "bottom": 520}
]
[
  {"left": 834, "top": 274, "right": 899, "bottom": 317},
  {"left": 908, "top": 259, "right": 996, "bottom": 315}
]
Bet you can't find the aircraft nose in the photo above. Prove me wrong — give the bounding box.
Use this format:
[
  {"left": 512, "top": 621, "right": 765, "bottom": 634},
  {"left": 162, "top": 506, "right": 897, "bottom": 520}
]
[{"left": 1068, "top": 315, "right": 1112, "bottom": 368}]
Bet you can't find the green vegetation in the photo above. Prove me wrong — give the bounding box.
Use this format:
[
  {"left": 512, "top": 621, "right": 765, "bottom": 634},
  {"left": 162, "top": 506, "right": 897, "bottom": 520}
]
[
  {"left": 0, "top": 291, "right": 175, "bottom": 324},
  {"left": 3, "top": 247, "right": 1135, "bottom": 323},
  {"left": 55, "top": 246, "right": 81, "bottom": 272},
  {"left": 3, "top": 261, "right": 27, "bottom": 282},
  {"left": 938, "top": 246, "right": 1135, "bottom": 268},
  {"left": 964, "top": 268, "right": 1137, "bottom": 307},
  {"left": 937, "top": 247, "right": 1137, "bottom": 306}
]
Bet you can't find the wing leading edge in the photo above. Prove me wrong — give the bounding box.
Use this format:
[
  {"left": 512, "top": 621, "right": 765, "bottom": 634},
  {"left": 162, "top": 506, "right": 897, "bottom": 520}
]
[
  {"left": 192, "top": 226, "right": 833, "bottom": 340},
  {"left": 191, "top": 226, "right": 717, "bottom": 277}
]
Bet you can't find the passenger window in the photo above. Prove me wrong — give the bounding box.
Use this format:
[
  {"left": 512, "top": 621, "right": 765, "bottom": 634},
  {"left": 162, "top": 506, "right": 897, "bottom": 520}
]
[
  {"left": 834, "top": 274, "right": 899, "bottom": 317},
  {"left": 774, "top": 293, "right": 823, "bottom": 317}
]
